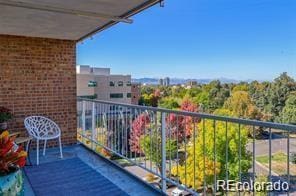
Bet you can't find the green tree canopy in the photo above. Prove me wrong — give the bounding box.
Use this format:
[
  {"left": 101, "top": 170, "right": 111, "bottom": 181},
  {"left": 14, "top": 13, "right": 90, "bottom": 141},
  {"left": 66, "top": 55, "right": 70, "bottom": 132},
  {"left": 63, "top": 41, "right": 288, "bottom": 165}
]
[
  {"left": 280, "top": 92, "right": 296, "bottom": 125},
  {"left": 159, "top": 97, "right": 180, "bottom": 109},
  {"left": 266, "top": 72, "right": 296, "bottom": 122},
  {"left": 223, "top": 91, "right": 262, "bottom": 119},
  {"left": 172, "top": 120, "right": 251, "bottom": 189}
]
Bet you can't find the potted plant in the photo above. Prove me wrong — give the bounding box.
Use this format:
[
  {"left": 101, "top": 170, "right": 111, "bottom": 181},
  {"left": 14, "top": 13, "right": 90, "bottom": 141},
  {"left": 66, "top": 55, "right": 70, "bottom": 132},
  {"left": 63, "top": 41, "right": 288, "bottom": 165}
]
[
  {"left": 0, "top": 107, "right": 13, "bottom": 131},
  {"left": 0, "top": 131, "right": 27, "bottom": 195}
]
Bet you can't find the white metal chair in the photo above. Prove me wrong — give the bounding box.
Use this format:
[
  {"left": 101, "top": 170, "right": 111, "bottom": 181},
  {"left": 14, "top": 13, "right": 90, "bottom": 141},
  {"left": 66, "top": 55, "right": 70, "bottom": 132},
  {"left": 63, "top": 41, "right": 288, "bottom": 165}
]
[{"left": 24, "top": 116, "right": 63, "bottom": 165}]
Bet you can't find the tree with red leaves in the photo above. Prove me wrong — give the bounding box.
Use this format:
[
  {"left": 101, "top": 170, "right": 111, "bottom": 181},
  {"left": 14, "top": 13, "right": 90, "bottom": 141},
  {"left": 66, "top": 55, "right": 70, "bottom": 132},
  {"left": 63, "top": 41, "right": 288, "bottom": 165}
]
[
  {"left": 180, "top": 99, "right": 198, "bottom": 112},
  {"left": 129, "top": 99, "right": 198, "bottom": 153},
  {"left": 166, "top": 99, "right": 199, "bottom": 142},
  {"left": 129, "top": 113, "right": 150, "bottom": 153}
]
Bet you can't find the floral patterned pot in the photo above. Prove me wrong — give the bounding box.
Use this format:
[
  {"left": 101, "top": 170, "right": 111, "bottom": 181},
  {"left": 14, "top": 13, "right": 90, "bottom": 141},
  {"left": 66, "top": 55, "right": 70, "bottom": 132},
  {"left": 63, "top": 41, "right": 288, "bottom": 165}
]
[{"left": 0, "top": 169, "right": 24, "bottom": 196}]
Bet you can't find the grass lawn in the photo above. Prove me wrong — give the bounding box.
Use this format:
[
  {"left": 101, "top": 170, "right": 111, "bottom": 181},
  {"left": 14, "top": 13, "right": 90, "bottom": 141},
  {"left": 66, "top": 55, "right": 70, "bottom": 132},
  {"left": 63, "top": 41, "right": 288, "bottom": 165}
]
[
  {"left": 256, "top": 152, "right": 296, "bottom": 176},
  {"left": 256, "top": 152, "right": 287, "bottom": 164}
]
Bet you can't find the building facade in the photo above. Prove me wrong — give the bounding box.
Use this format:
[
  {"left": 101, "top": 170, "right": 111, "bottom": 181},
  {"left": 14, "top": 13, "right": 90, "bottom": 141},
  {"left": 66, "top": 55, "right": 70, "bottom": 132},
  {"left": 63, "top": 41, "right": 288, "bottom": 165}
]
[
  {"left": 0, "top": 35, "right": 77, "bottom": 146},
  {"left": 159, "top": 77, "right": 170, "bottom": 86},
  {"left": 164, "top": 77, "right": 170, "bottom": 86},
  {"left": 131, "top": 83, "right": 141, "bottom": 105},
  {"left": 77, "top": 65, "right": 132, "bottom": 104}
]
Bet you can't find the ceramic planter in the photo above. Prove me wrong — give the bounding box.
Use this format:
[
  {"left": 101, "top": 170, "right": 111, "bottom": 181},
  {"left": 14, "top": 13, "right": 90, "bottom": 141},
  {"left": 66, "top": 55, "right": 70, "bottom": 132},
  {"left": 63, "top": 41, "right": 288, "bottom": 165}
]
[{"left": 0, "top": 170, "right": 24, "bottom": 196}]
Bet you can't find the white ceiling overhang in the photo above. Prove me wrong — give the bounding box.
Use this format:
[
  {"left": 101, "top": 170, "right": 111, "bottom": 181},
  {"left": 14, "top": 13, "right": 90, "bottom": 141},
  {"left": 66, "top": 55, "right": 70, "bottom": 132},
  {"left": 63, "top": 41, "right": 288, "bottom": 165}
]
[{"left": 0, "top": 0, "right": 161, "bottom": 41}]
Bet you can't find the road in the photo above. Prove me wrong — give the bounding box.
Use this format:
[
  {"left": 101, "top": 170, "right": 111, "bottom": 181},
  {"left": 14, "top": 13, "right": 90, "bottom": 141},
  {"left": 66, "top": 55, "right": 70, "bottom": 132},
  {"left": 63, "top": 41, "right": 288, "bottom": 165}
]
[{"left": 247, "top": 135, "right": 296, "bottom": 156}]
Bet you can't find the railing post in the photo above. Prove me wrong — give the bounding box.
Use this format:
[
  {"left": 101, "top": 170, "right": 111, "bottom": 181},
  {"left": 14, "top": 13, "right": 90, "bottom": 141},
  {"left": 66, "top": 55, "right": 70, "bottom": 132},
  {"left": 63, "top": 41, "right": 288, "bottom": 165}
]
[
  {"left": 82, "top": 100, "right": 86, "bottom": 144},
  {"left": 82, "top": 101, "right": 86, "bottom": 131},
  {"left": 92, "top": 102, "right": 96, "bottom": 150},
  {"left": 161, "top": 112, "right": 167, "bottom": 194}
]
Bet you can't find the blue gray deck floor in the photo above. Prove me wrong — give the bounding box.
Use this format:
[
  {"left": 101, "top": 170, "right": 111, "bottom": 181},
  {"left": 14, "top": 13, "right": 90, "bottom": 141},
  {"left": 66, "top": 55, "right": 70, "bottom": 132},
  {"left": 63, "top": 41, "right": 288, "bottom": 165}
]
[{"left": 23, "top": 144, "right": 160, "bottom": 196}]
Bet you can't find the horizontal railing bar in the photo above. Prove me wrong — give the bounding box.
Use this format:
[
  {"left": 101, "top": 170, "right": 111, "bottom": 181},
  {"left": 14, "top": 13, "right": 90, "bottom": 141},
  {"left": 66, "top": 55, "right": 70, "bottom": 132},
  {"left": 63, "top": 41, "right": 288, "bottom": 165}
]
[
  {"left": 78, "top": 133, "right": 162, "bottom": 177},
  {"left": 80, "top": 143, "right": 164, "bottom": 195},
  {"left": 77, "top": 133, "right": 195, "bottom": 194},
  {"left": 78, "top": 98, "right": 296, "bottom": 131}
]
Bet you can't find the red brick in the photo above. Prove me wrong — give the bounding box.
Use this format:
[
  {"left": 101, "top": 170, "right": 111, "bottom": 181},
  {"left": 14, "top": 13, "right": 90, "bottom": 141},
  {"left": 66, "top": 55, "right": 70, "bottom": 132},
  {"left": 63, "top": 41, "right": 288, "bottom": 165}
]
[{"left": 0, "top": 35, "right": 77, "bottom": 146}]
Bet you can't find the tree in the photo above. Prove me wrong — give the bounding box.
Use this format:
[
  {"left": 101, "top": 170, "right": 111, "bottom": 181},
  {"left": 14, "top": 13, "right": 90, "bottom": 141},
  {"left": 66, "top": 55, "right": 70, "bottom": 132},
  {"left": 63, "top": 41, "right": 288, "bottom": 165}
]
[
  {"left": 186, "top": 87, "right": 202, "bottom": 98},
  {"left": 249, "top": 81, "right": 270, "bottom": 113},
  {"left": 172, "top": 120, "right": 251, "bottom": 190},
  {"left": 159, "top": 97, "right": 180, "bottom": 109},
  {"left": 150, "top": 93, "right": 160, "bottom": 107},
  {"left": 159, "top": 86, "right": 173, "bottom": 97},
  {"left": 180, "top": 98, "right": 198, "bottom": 112},
  {"left": 265, "top": 72, "right": 296, "bottom": 122},
  {"left": 139, "top": 90, "right": 161, "bottom": 107},
  {"left": 140, "top": 133, "right": 177, "bottom": 172},
  {"left": 280, "top": 92, "right": 296, "bottom": 124},
  {"left": 172, "top": 86, "right": 187, "bottom": 98},
  {"left": 224, "top": 91, "right": 262, "bottom": 120},
  {"left": 141, "top": 86, "right": 155, "bottom": 95},
  {"left": 166, "top": 99, "right": 199, "bottom": 142},
  {"left": 193, "top": 91, "right": 210, "bottom": 112},
  {"left": 206, "top": 80, "right": 230, "bottom": 112},
  {"left": 131, "top": 99, "right": 199, "bottom": 175},
  {"left": 139, "top": 93, "right": 151, "bottom": 106},
  {"left": 213, "top": 108, "right": 233, "bottom": 117},
  {"left": 232, "top": 82, "right": 249, "bottom": 92},
  {"left": 129, "top": 113, "right": 150, "bottom": 153}
]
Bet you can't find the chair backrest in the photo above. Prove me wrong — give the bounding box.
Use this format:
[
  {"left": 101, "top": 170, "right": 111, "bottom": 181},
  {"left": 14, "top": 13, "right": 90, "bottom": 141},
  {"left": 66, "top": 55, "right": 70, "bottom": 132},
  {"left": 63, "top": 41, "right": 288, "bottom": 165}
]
[{"left": 24, "top": 116, "right": 61, "bottom": 139}]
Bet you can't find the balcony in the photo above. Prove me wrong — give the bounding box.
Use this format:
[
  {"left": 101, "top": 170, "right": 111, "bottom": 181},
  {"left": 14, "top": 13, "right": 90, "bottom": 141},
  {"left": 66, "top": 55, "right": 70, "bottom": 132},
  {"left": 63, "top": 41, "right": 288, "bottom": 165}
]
[
  {"left": 0, "top": 1, "right": 295, "bottom": 195},
  {"left": 74, "top": 98, "right": 296, "bottom": 195},
  {"left": 23, "top": 145, "right": 160, "bottom": 196}
]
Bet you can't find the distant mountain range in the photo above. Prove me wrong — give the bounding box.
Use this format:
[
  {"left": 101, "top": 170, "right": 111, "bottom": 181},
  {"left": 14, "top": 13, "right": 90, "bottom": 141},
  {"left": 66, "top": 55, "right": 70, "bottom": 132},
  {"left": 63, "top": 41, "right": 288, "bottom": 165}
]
[{"left": 132, "top": 77, "right": 255, "bottom": 85}]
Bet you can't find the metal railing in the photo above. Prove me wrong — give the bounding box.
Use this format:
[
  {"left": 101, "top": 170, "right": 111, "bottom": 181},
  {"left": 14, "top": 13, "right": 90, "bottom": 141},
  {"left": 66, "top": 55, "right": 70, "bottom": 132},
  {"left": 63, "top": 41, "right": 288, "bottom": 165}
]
[{"left": 77, "top": 98, "right": 296, "bottom": 195}]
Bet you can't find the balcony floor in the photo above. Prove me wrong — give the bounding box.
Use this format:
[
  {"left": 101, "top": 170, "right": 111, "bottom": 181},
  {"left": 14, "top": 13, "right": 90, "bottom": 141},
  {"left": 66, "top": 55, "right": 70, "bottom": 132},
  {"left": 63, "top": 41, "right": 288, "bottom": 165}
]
[{"left": 23, "top": 144, "right": 161, "bottom": 196}]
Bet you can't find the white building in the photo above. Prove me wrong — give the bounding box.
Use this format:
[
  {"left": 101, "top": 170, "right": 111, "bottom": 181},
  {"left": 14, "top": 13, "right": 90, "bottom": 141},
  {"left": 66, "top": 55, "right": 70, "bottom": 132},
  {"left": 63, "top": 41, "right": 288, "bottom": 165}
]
[{"left": 77, "top": 65, "right": 132, "bottom": 104}]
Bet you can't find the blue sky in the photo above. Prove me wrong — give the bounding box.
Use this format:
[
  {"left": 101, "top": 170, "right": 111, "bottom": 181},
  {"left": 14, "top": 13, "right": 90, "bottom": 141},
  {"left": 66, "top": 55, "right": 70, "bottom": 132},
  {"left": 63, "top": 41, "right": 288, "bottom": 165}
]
[{"left": 77, "top": 0, "right": 296, "bottom": 81}]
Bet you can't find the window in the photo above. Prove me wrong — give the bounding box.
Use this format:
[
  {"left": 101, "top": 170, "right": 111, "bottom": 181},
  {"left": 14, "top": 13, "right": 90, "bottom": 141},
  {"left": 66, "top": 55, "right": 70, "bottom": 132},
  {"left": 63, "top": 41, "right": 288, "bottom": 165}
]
[
  {"left": 110, "top": 93, "right": 123, "bottom": 98},
  {"left": 126, "top": 81, "right": 131, "bottom": 86},
  {"left": 127, "top": 93, "right": 131, "bottom": 98},
  {"left": 78, "top": 94, "right": 97, "bottom": 99},
  {"left": 88, "top": 81, "right": 97, "bottom": 87},
  {"left": 118, "top": 81, "right": 124, "bottom": 86},
  {"left": 109, "top": 81, "right": 115, "bottom": 86}
]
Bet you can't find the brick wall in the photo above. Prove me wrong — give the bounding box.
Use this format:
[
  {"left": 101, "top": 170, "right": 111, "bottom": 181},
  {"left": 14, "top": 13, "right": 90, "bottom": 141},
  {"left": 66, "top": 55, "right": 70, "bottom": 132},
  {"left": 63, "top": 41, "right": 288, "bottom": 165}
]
[
  {"left": 131, "top": 83, "right": 141, "bottom": 105},
  {"left": 0, "top": 35, "right": 77, "bottom": 146}
]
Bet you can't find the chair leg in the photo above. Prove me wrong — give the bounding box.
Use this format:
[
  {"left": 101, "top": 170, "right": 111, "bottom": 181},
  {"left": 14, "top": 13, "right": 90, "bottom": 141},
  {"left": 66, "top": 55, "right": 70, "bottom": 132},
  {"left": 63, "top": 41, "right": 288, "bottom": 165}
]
[
  {"left": 26, "top": 140, "right": 30, "bottom": 152},
  {"left": 59, "top": 136, "right": 63, "bottom": 159},
  {"left": 36, "top": 139, "right": 39, "bottom": 165},
  {"left": 43, "top": 139, "right": 47, "bottom": 156}
]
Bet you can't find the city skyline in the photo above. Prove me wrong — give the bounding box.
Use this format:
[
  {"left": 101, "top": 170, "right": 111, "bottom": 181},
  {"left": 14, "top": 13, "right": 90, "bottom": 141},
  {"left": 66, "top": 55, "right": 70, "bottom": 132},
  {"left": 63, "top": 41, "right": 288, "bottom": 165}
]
[{"left": 77, "top": 0, "right": 296, "bottom": 80}]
